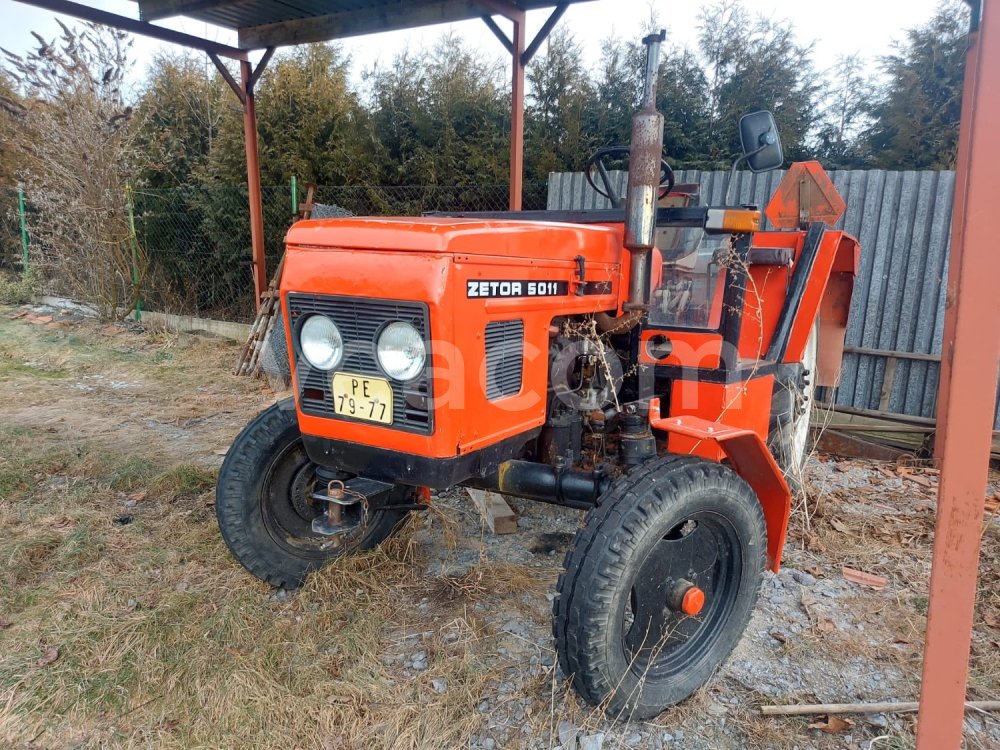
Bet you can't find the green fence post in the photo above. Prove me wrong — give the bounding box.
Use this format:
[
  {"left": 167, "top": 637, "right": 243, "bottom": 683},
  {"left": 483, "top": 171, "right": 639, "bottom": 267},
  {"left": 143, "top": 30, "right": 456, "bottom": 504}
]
[
  {"left": 125, "top": 185, "right": 142, "bottom": 321},
  {"left": 290, "top": 175, "right": 298, "bottom": 216},
  {"left": 16, "top": 187, "right": 29, "bottom": 272}
]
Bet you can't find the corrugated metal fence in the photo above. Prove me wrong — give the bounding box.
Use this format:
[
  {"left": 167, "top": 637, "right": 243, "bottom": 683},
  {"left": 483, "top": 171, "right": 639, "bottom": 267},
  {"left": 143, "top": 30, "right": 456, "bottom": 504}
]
[{"left": 547, "top": 169, "right": 1000, "bottom": 429}]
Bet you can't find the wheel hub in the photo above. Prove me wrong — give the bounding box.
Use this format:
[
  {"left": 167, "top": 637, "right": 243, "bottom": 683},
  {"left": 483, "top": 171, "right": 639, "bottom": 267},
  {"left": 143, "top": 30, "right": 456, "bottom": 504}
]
[
  {"left": 622, "top": 513, "right": 738, "bottom": 675},
  {"left": 289, "top": 465, "right": 319, "bottom": 519},
  {"left": 667, "top": 579, "right": 706, "bottom": 617}
]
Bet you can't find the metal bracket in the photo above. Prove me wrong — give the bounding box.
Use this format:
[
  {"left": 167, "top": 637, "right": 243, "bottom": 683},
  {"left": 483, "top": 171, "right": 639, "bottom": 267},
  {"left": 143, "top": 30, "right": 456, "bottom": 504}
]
[
  {"left": 209, "top": 52, "right": 244, "bottom": 103},
  {"left": 210, "top": 47, "right": 274, "bottom": 105},
  {"left": 249, "top": 47, "right": 275, "bottom": 90},
  {"left": 479, "top": 3, "right": 569, "bottom": 66},
  {"left": 481, "top": 15, "right": 513, "bottom": 54}
]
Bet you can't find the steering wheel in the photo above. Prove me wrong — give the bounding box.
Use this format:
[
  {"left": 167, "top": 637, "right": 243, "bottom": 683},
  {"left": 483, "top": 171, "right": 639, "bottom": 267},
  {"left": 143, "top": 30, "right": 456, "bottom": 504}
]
[{"left": 584, "top": 146, "right": 675, "bottom": 209}]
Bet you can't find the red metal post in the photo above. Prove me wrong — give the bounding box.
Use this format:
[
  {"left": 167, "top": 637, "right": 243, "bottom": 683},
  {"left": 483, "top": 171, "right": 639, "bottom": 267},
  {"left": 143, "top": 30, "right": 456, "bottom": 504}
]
[
  {"left": 241, "top": 59, "right": 267, "bottom": 311},
  {"left": 509, "top": 9, "right": 526, "bottom": 211},
  {"left": 934, "top": 10, "right": 980, "bottom": 462},
  {"left": 916, "top": 2, "right": 1000, "bottom": 747}
]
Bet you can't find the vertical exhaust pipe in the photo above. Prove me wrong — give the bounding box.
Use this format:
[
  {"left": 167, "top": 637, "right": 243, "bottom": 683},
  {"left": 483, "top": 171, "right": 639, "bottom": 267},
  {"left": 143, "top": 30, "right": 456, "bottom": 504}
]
[{"left": 624, "top": 30, "right": 666, "bottom": 309}]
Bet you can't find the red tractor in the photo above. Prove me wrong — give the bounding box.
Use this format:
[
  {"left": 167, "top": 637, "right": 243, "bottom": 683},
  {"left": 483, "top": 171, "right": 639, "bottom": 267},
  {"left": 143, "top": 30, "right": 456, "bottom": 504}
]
[{"left": 216, "top": 31, "right": 859, "bottom": 718}]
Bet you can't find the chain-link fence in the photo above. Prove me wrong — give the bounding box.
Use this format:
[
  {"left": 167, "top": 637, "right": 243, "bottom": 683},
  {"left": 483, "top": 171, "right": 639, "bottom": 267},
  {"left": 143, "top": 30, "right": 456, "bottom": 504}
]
[
  {"left": 132, "top": 185, "right": 292, "bottom": 323},
  {"left": 313, "top": 181, "right": 547, "bottom": 216},
  {"left": 4, "top": 180, "right": 548, "bottom": 322}
]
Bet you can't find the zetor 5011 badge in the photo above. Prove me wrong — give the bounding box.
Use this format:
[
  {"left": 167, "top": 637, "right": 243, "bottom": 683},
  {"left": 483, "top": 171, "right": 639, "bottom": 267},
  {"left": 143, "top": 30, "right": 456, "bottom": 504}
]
[{"left": 466, "top": 279, "right": 568, "bottom": 298}]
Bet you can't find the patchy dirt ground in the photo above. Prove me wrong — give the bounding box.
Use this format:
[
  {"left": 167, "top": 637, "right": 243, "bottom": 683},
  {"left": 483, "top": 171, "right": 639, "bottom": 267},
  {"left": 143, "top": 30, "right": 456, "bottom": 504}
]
[{"left": 1, "top": 304, "right": 998, "bottom": 750}]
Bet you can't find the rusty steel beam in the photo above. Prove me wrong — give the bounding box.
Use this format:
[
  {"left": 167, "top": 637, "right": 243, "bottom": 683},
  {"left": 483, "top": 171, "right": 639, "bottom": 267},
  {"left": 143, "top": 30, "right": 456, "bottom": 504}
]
[
  {"left": 916, "top": 1, "right": 1000, "bottom": 748},
  {"left": 13, "top": 0, "right": 249, "bottom": 59},
  {"left": 481, "top": 1, "right": 572, "bottom": 210},
  {"left": 248, "top": 46, "right": 275, "bottom": 89},
  {"left": 240, "top": 59, "right": 268, "bottom": 311},
  {"left": 935, "top": 0, "right": 979, "bottom": 462},
  {"left": 476, "top": 1, "right": 526, "bottom": 210},
  {"left": 509, "top": 10, "right": 526, "bottom": 211}
]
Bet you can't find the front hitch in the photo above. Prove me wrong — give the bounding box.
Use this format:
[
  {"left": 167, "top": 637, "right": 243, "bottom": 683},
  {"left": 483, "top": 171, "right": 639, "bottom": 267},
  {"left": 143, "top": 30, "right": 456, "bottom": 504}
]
[{"left": 311, "top": 479, "right": 370, "bottom": 538}]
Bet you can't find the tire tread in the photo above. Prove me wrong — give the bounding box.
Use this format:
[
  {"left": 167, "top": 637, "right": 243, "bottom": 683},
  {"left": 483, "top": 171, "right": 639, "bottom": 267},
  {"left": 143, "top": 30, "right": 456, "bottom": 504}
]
[{"left": 552, "top": 456, "right": 767, "bottom": 719}]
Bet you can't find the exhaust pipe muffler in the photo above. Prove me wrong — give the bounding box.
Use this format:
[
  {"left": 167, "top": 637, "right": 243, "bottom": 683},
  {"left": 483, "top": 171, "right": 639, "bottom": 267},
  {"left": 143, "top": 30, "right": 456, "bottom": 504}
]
[{"left": 624, "top": 30, "right": 666, "bottom": 310}]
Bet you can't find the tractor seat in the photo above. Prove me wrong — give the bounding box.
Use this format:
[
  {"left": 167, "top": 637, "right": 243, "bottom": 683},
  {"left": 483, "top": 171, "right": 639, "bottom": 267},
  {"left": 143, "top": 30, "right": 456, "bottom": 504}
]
[{"left": 747, "top": 247, "right": 793, "bottom": 266}]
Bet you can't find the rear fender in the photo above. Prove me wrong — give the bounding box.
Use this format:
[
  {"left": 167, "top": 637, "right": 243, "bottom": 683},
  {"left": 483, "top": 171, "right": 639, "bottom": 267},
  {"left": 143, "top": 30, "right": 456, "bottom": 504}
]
[
  {"left": 783, "top": 231, "right": 859, "bottom": 370},
  {"left": 649, "top": 398, "right": 791, "bottom": 571},
  {"left": 816, "top": 235, "right": 860, "bottom": 387}
]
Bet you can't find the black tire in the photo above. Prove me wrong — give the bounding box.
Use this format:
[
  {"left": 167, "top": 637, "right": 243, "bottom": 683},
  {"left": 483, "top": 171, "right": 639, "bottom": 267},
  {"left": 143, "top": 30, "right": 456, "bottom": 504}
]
[
  {"left": 768, "top": 327, "right": 817, "bottom": 495},
  {"left": 216, "top": 398, "right": 410, "bottom": 588},
  {"left": 768, "top": 378, "right": 807, "bottom": 494},
  {"left": 553, "top": 457, "right": 767, "bottom": 720}
]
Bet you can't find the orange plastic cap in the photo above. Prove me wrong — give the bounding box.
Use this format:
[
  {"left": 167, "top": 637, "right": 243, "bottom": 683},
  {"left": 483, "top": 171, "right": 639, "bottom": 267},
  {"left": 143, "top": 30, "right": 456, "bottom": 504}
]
[{"left": 681, "top": 586, "right": 706, "bottom": 616}]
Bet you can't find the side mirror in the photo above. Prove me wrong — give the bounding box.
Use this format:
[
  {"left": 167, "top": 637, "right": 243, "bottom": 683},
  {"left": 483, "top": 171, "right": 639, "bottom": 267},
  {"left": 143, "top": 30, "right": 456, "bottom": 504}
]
[{"left": 739, "top": 111, "right": 783, "bottom": 173}]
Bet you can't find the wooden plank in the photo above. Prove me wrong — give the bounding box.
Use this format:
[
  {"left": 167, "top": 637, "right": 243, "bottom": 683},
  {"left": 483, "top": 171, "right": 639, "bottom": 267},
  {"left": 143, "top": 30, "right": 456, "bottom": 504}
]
[
  {"left": 762, "top": 701, "right": 1000, "bottom": 717},
  {"left": 843, "top": 346, "right": 941, "bottom": 363},
  {"left": 815, "top": 409, "right": 1000, "bottom": 460},
  {"left": 823, "top": 424, "right": 933, "bottom": 433},
  {"left": 814, "top": 429, "right": 911, "bottom": 461},
  {"left": 236, "top": 253, "right": 285, "bottom": 377},
  {"left": 815, "top": 410, "right": 932, "bottom": 452},
  {"left": 465, "top": 488, "right": 517, "bottom": 535},
  {"left": 817, "top": 402, "right": 937, "bottom": 426},
  {"left": 842, "top": 567, "right": 889, "bottom": 589},
  {"left": 299, "top": 184, "right": 316, "bottom": 220}
]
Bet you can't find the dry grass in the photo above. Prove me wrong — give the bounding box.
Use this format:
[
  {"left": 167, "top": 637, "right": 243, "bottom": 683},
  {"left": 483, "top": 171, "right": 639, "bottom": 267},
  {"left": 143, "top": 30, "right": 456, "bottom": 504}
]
[
  {"left": 0, "top": 426, "right": 543, "bottom": 748},
  {"left": 0, "top": 308, "right": 566, "bottom": 749}
]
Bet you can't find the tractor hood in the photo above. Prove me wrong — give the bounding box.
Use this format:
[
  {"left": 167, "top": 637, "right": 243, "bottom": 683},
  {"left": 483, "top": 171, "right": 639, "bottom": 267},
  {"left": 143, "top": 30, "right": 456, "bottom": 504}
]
[{"left": 285, "top": 216, "right": 624, "bottom": 263}]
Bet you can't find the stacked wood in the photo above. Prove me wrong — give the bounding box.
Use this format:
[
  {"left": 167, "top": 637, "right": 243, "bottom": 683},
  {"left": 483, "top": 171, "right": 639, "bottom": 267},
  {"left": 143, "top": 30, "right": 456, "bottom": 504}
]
[
  {"left": 234, "top": 185, "right": 316, "bottom": 378},
  {"left": 823, "top": 346, "right": 1000, "bottom": 461},
  {"left": 813, "top": 403, "right": 1000, "bottom": 462},
  {"left": 233, "top": 257, "right": 284, "bottom": 377}
]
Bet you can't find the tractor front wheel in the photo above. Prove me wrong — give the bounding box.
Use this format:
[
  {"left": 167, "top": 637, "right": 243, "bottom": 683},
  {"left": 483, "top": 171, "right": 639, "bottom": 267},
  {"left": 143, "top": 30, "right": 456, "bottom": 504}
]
[
  {"left": 216, "top": 398, "right": 411, "bottom": 589},
  {"left": 553, "top": 457, "right": 766, "bottom": 720}
]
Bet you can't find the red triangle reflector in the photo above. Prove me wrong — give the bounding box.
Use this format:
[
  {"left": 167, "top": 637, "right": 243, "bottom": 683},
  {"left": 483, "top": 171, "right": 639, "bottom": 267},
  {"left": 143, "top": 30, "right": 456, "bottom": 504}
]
[{"left": 765, "top": 161, "right": 846, "bottom": 229}]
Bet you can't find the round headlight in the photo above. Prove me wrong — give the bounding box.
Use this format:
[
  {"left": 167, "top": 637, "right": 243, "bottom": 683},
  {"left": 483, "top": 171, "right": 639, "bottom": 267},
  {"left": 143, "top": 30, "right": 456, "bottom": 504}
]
[
  {"left": 299, "top": 315, "right": 343, "bottom": 371},
  {"left": 376, "top": 322, "right": 426, "bottom": 381}
]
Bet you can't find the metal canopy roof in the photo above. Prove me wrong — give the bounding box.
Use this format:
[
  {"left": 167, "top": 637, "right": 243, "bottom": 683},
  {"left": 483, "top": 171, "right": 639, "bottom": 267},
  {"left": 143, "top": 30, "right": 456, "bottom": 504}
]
[{"left": 134, "top": 0, "right": 596, "bottom": 49}]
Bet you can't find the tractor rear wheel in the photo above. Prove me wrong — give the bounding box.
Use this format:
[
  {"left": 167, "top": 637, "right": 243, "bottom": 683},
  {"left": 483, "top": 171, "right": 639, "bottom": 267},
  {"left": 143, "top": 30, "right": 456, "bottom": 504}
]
[
  {"left": 216, "top": 398, "right": 411, "bottom": 589},
  {"left": 553, "top": 457, "right": 766, "bottom": 720},
  {"left": 769, "top": 326, "right": 818, "bottom": 494}
]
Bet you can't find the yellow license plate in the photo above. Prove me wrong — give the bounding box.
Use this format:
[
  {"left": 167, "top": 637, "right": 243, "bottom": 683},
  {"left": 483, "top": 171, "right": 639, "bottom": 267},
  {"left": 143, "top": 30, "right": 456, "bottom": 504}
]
[{"left": 331, "top": 373, "right": 394, "bottom": 425}]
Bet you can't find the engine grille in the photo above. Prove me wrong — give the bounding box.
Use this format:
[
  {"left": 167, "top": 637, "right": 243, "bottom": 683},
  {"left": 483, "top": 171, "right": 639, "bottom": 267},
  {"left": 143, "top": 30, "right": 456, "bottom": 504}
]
[
  {"left": 287, "top": 293, "right": 432, "bottom": 433},
  {"left": 485, "top": 320, "right": 524, "bottom": 400}
]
